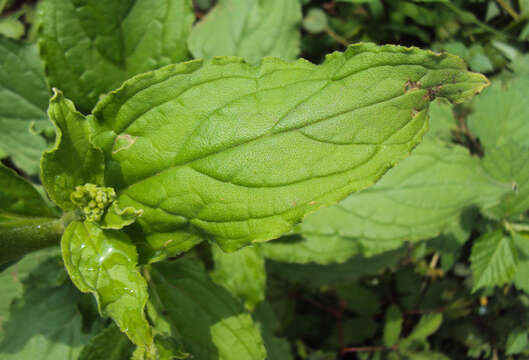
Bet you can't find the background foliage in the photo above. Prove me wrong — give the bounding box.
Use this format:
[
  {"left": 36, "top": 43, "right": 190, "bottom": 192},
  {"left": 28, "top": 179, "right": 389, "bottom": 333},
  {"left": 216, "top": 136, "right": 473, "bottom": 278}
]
[{"left": 1, "top": 0, "right": 529, "bottom": 359}]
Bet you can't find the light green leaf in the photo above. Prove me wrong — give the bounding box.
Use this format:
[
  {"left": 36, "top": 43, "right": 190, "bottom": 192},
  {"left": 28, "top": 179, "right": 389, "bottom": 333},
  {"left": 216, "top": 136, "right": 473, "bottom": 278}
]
[
  {"left": 61, "top": 221, "right": 154, "bottom": 354},
  {"left": 0, "top": 163, "right": 58, "bottom": 223},
  {"left": 261, "top": 140, "right": 505, "bottom": 264},
  {"left": 211, "top": 244, "right": 266, "bottom": 311},
  {"left": 0, "top": 256, "right": 94, "bottom": 359},
  {"left": 404, "top": 313, "right": 443, "bottom": 342},
  {"left": 383, "top": 305, "right": 403, "bottom": 347},
  {"left": 303, "top": 8, "right": 328, "bottom": 34},
  {"left": 468, "top": 77, "right": 529, "bottom": 149},
  {"left": 38, "top": 0, "right": 195, "bottom": 113},
  {"left": 0, "top": 17, "right": 24, "bottom": 39},
  {"left": 78, "top": 324, "right": 134, "bottom": 360},
  {"left": 150, "top": 258, "right": 267, "bottom": 360},
  {"left": 41, "top": 90, "right": 105, "bottom": 211},
  {"left": 470, "top": 230, "right": 518, "bottom": 292},
  {"left": 188, "top": 0, "right": 301, "bottom": 64},
  {"left": 506, "top": 328, "right": 528, "bottom": 355},
  {"left": 90, "top": 43, "right": 488, "bottom": 257},
  {"left": 480, "top": 142, "right": 529, "bottom": 219},
  {"left": 0, "top": 37, "right": 49, "bottom": 174},
  {"left": 425, "top": 99, "right": 456, "bottom": 141}
]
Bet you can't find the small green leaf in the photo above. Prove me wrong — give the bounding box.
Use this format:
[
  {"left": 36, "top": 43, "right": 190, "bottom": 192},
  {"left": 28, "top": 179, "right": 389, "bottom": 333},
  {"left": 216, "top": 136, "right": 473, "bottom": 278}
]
[
  {"left": 303, "top": 8, "right": 328, "bottom": 34},
  {"left": 0, "top": 17, "right": 24, "bottom": 39},
  {"left": 470, "top": 230, "right": 518, "bottom": 292},
  {"left": 405, "top": 313, "right": 443, "bottom": 342},
  {"left": 506, "top": 328, "right": 529, "bottom": 355},
  {"left": 78, "top": 324, "right": 134, "bottom": 360},
  {"left": 188, "top": 0, "right": 302, "bottom": 64},
  {"left": 211, "top": 244, "right": 266, "bottom": 311},
  {"left": 61, "top": 221, "right": 154, "bottom": 354},
  {"left": 0, "top": 256, "right": 94, "bottom": 359},
  {"left": 41, "top": 90, "right": 105, "bottom": 211},
  {"left": 0, "top": 37, "right": 50, "bottom": 174},
  {"left": 383, "top": 305, "right": 403, "bottom": 347},
  {"left": 150, "top": 258, "right": 267, "bottom": 360},
  {"left": 38, "top": 0, "right": 195, "bottom": 113},
  {"left": 91, "top": 43, "right": 488, "bottom": 258}
]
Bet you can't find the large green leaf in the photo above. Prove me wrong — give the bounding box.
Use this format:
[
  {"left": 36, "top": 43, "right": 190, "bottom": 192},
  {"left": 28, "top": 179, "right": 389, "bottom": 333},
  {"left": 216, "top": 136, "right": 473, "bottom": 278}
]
[
  {"left": 261, "top": 140, "right": 505, "bottom": 264},
  {"left": 0, "top": 163, "right": 58, "bottom": 223},
  {"left": 41, "top": 90, "right": 105, "bottom": 210},
  {"left": 150, "top": 258, "right": 267, "bottom": 360},
  {"left": 0, "top": 37, "right": 49, "bottom": 174},
  {"left": 38, "top": 0, "right": 194, "bottom": 113},
  {"left": 470, "top": 230, "right": 518, "bottom": 292},
  {"left": 188, "top": 0, "right": 301, "bottom": 64},
  {"left": 90, "top": 43, "right": 488, "bottom": 256},
  {"left": 0, "top": 256, "right": 94, "bottom": 359},
  {"left": 61, "top": 221, "right": 154, "bottom": 355},
  {"left": 211, "top": 244, "right": 266, "bottom": 311}
]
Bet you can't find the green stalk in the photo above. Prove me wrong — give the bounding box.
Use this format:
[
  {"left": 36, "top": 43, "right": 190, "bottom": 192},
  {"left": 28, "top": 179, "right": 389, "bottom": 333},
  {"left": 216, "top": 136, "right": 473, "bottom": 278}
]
[{"left": 0, "top": 217, "right": 66, "bottom": 265}]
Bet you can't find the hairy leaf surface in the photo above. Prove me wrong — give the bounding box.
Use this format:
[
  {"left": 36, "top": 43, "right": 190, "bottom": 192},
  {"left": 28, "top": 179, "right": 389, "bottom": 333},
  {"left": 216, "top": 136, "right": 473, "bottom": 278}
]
[
  {"left": 470, "top": 230, "right": 518, "bottom": 292},
  {"left": 188, "top": 0, "right": 301, "bottom": 64},
  {"left": 211, "top": 244, "right": 266, "bottom": 310},
  {"left": 261, "top": 140, "right": 505, "bottom": 264},
  {"left": 41, "top": 91, "right": 105, "bottom": 210},
  {"left": 0, "top": 38, "right": 49, "bottom": 174},
  {"left": 61, "top": 221, "right": 153, "bottom": 353},
  {"left": 38, "top": 0, "right": 195, "bottom": 113},
  {"left": 91, "top": 44, "right": 488, "bottom": 256},
  {"left": 150, "top": 258, "right": 267, "bottom": 360}
]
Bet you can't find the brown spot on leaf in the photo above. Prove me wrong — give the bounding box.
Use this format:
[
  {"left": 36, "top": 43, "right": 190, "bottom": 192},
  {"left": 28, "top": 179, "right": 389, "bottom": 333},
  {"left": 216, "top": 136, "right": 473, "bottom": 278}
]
[
  {"left": 113, "top": 134, "right": 137, "bottom": 154},
  {"left": 404, "top": 80, "right": 422, "bottom": 92}
]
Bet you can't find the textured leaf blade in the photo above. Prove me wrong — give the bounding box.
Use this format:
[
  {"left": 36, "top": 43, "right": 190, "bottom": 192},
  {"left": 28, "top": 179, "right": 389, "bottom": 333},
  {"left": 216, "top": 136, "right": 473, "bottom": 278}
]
[
  {"left": 0, "top": 37, "right": 50, "bottom": 174},
  {"left": 150, "top": 258, "right": 267, "bottom": 360},
  {"left": 0, "top": 256, "right": 94, "bottom": 359},
  {"left": 0, "top": 163, "right": 58, "bottom": 223},
  {"left": 211, "top": 244, "right": 266, "bottom": 311},
  {"left": 41, "top": 90, "right": 105, "bottom": 210},
  {"left": 188, "top": 0, "right": 301, "bottom": 64},
  {"left": 261, "top": 140, "right": 505, "bottom": 264},
  {"left": 61, "top": 221, "right": 153, "bottom": 353},
  {"left": 38, "top": 0, "right": 195, "bottom": 113},
  {"left": 91, "top": 44, "right": 488, "bottom": 256},
  {"left": 470, "top": 230, "right": 518, "bottom": 292}
]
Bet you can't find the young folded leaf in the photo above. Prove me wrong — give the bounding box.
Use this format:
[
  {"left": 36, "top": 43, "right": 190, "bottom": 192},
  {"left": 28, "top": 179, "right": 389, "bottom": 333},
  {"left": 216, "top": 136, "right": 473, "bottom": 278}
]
[
  {"left": 90, "top": 43, "right": 488, "bottom": 257},
  {"left": 61, "top": 221, "right": 154, "bottom": 357}
]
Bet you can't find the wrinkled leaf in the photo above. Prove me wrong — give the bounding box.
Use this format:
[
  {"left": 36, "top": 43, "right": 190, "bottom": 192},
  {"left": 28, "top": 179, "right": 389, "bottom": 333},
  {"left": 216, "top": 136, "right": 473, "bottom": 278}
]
[
  {"left": 61, "top": 221, "right": 154, "bottom": 354},
  {"left": 38, "top": 0, "right": 195, "bottom": 113},
  {"left": 41, "top": 90, "right": 105, "bottom": 210},
  {"left": 188, "top": 0, "right": 301, "bottom": 64},
  {"left": 90, "top": 44, "right": 488, "bottom": 258},
  {"left": 261, "top": 140, "right": 504, "bottom": 263},
  {"left": 470, "top": 230, "right": 518, "bottom": 292},
  {"left": 211, "top": 244, "right": 266, "bottom": 311},
  {"left": 0, "top": 37, "right": 49, "bottom": 174},
  {"left": 150, "top": 258, "right": 267, "bottom": 360}
]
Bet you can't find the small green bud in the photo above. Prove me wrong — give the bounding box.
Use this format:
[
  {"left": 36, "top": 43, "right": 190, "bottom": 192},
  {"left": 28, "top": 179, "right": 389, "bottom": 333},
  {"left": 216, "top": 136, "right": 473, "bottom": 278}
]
[{"left": 70, "top": 183, "right": 117, "bottom": 223}]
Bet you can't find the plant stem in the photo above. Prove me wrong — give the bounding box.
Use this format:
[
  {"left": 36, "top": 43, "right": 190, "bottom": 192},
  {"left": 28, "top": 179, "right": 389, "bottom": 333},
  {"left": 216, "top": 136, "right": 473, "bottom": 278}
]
[
  {"left": 496, "top": 0, "right": 519, "bottom": 20},
  {"left": 0, "top": 217, "right": 65, "bottom": 265}
]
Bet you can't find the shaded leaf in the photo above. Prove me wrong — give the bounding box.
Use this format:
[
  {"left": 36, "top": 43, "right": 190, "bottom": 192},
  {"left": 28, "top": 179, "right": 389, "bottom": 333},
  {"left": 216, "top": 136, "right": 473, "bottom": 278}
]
[
  {"left": 383, "top": 305, "right": 403, "bottom": 347},
  {"left": 38, "top": 0, "right": 195, "bottom": 113},
  {"left": 150, "top": 258, "right": 267, "bottom": 360},
  {"left": 78, "top": 324, "right": 134, "bottom": 360},
  {"left": 188, "top": 0, "right": 301, "bottom": 64},
  {"left": 0, "top": 37, "right": 49, "bottom": 174}
]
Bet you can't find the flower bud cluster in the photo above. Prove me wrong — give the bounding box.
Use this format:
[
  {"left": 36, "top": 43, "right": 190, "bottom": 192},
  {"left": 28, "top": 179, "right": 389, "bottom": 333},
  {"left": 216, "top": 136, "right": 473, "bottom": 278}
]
[{"left": 70, "top": 183, "right": 116, "bottom": 222}]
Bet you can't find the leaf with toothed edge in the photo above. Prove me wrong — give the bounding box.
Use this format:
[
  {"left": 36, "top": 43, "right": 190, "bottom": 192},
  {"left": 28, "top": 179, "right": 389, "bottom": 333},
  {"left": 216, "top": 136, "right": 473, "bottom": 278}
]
[{"left": 88, "top": 43, "right": 488, "bottom": 260}]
